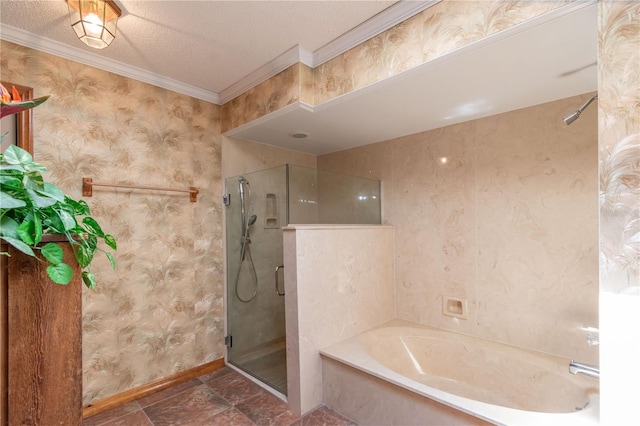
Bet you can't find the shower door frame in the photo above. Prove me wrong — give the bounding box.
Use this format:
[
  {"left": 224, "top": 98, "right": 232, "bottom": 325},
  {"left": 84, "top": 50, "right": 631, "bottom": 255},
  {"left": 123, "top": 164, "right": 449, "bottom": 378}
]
[{"left": 224, "top": 166, "right": 288, "bottom": 396}]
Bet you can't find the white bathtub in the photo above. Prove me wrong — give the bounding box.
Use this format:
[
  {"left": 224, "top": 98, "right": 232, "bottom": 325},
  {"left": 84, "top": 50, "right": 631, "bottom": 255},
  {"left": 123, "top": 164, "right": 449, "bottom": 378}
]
[{"left": 320, "top": 319, "right": 599, "bottom": 426}]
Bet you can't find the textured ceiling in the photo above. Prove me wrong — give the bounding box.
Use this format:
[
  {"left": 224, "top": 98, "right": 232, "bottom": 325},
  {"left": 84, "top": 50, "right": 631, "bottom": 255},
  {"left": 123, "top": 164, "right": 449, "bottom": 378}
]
[{"left": 0, "top": 0, "right": 397, "bottom": 97}]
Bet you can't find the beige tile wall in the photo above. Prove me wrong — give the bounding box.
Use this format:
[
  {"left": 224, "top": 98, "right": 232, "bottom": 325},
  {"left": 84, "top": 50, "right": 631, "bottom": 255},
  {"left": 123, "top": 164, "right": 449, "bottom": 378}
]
[
  {"left": 283, "top": 225, "right": 396, "bottom": 414},
  {"left": 319, "top": 93, "right": 599, "bottom": 363}
]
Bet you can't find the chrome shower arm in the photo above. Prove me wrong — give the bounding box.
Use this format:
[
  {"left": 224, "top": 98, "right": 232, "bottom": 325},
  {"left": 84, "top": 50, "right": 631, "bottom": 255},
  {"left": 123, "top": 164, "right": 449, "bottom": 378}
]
[{"left": 577, "top": 94, "right": 598, "bottom": 113}]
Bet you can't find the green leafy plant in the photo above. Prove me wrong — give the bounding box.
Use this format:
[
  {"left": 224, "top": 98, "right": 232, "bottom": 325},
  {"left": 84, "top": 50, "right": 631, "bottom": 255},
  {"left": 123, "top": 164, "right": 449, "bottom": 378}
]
[{"left": 0, "top": 89, "right": 116, "bottom": 288}]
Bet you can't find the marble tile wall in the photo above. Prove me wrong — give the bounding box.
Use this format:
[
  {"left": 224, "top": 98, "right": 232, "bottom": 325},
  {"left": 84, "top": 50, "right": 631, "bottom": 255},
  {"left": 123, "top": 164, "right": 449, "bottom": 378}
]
[
  {"left": 1, "top": 41, "right": 223, "bottom": 404},
  {"left": 283, "top": 225, "right": 396, "bottom": 414},
  {"left": 319, "top": 93, "right": 599, "bottom": 363}
]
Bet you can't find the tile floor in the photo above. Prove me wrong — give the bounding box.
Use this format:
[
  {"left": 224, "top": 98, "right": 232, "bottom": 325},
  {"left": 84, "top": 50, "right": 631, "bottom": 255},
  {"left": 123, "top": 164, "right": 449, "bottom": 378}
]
[{"left": 82, "top": 366, "right": 357, "bottom": 426}]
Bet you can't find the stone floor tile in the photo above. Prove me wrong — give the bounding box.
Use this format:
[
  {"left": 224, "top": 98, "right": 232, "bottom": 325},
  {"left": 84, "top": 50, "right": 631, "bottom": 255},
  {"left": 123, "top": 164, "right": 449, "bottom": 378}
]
[
  {"left": 101, "top": 410, "right": 154, "bottom": 426},
  {"left": 143, "top": 384, "right": 231, "bottom": 426},
  {"left": 235, "top": 392, "right": 300, "bottom": 426},
  {"left": 136, "top": 378, "right": 203, "bottom": 408},
  {"left": 205, "top": 371, "right": 268, "bottom": 406}
]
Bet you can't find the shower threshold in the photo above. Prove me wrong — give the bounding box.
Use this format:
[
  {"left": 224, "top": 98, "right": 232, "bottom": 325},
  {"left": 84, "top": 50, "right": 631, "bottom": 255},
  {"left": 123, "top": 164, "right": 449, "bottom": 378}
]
[{"left": 229, "top": 338, "right": 287, "bottom": 396}]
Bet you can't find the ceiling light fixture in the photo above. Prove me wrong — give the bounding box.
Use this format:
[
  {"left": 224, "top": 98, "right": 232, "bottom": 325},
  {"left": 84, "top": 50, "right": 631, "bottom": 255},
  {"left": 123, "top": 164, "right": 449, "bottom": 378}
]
[{"left": 67, "top": 0, "right": 121, "bottom": 49}]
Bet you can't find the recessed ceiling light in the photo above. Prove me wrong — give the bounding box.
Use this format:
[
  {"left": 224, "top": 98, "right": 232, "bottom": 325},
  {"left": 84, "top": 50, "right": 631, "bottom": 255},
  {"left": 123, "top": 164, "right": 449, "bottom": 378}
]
[{"left": 290, "top": 132, "right": 309, "bottom": 139}]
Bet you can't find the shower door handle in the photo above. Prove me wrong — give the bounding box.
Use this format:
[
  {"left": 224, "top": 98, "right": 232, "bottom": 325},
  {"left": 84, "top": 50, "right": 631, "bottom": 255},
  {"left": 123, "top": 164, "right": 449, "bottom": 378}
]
[{"left": 275, "top": 265, "right": 285, "bottom": 296}]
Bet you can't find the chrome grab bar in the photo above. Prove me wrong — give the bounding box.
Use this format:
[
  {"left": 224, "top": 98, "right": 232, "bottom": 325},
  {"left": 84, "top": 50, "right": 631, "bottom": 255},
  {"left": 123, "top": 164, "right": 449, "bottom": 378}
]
[
  {"left": 569, "top": 360, "right": 599, "bottom": 379},
  {"left": 274, "top": 265, "right": 285, "bottom": 296}
]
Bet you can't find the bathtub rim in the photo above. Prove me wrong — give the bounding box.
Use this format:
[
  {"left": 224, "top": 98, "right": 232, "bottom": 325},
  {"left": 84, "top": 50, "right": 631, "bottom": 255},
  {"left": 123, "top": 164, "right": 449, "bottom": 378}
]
[{"left": 320, "top": 318, "right": 599, "bottom": 426}]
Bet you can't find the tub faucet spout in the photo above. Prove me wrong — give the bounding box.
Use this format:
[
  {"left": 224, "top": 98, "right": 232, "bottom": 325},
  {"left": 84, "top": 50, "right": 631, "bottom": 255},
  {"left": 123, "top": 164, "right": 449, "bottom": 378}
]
[{"left": 569, "top": 360, "right": 599, "bottom": 379}]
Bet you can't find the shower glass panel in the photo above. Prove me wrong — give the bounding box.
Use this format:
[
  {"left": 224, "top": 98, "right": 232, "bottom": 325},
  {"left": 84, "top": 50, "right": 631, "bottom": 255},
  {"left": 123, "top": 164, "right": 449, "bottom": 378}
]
[
  {"left": 226, "top": 165, "right": 288, "bottom": 394},
  {"left": 226, "top": 164, "right": 380, "bottom": 396},
  {"left": 288, "top": 165, "right": 381, "bottom": 224}
]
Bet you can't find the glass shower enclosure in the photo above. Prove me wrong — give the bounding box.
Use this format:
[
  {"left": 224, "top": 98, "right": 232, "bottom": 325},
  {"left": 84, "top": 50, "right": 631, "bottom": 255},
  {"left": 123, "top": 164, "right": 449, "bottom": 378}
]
[{"left": 225, "top": 165, "right": 381, "bottom": 395}]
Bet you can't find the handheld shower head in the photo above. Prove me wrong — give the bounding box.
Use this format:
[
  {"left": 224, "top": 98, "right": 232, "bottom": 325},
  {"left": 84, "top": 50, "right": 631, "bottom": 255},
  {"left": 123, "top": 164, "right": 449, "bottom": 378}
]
[
  {"left": 248, "top": 214, "right": 257, "bottom": 225},
  {"left": 563, "top": 94, "right": 598, "bottom": 125}
]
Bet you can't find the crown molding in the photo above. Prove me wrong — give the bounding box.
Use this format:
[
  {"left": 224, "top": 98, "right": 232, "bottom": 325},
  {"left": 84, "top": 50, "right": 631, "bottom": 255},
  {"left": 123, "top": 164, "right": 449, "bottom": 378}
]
[
  {"left": 312, "top": 0, "right": 441, "bottom": 65},
  {"left": 0, "top": 25, "right": 219, "bottom": 104},
  {"left": 218, "top": 0, "right": 442, "bottom": 104},
  {"left": 2, "top": 1, "right": 440, "bottom": 106},
  {"left": 218, "top": 45, "right": 313, "bottom": 104}
]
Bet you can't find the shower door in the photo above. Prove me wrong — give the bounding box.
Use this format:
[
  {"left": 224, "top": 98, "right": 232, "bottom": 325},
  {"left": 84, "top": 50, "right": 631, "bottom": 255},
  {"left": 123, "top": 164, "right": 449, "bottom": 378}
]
[{"left": 225, "top": 166, "right": 288, "bottom": 394}]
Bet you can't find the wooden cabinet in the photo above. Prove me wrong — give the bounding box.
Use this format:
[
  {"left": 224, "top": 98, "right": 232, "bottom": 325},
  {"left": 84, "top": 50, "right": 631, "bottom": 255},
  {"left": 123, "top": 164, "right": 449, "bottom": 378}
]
[{"left": 3, "top": 237, "right": 82, "bottom": 426}]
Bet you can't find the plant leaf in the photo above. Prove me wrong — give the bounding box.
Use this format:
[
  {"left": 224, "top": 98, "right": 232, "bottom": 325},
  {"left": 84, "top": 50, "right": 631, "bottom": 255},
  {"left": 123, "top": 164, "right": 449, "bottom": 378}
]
[
  {"left": 26, "top": 189, "right": 57, "bottom": 208},
  {"left": 104, "top": 234, "right": 117, "bottom": 250},
  {"left": 0, "top": 216, "right": 19, "bottom": 238},
  {"left": 0, "top": 176, "right": 26, "bottom": 190},
  {"left": 32, "top": 212, "right": 43, "bottom": 244},
  {"left": 106, "top": 252, "right": 116, "bottom": 269},
  {"left": 38, "top": 183, "right": 66, "bottom": 202},
  {"left": 73, "top": 243, "right": 93, "bottom": 268},
  {"left": 23, "top": 173, "right": 44, "bottom": 190},
  {"left": 0, "top": 191, "right": 26, "bottom": 208},
  {"left": 64, "top": 197, "right": 90, "bottom": 215},
  {"left": 42, "top": 213, "right": 65, "bottom": 234},
  {"left": 23, "top": 162, "right": 48, "bottom": 173},
  {"left": 2, "top": 145, "right": 32, "bottom": 165},
  {"left": 46, "top": 263, "right": 73, "bottom": 284},
  {"left": 87, "top": 234, "right": 98, "bottom": 251},
  {"left": 16, "top": 219, "right": 35, "bottom": 245},
  {"left": 82, "top": 217, "right": 105, "bottom": 237},
  {"left": 0, "top": 164, "right": 27, "bottom": 172},
  {"left": 41, "top": 243, "right": 64, "bottom": 264},
  {"left": 56, "top": 209, "right": 77, "bottom": 231},
  {"left": 0, "top": 236, "right": 35, "bottom": 257},
  {"left": 82, "top": 271, "right": 96, "bottom": 289}
]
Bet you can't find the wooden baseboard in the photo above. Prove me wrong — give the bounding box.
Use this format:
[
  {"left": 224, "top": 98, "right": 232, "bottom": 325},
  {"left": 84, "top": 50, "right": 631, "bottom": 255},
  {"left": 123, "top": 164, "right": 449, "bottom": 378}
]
[{"left": 83, "top": 358, "right": 225, "bottom": 419}]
